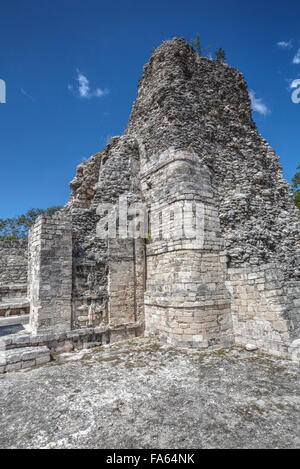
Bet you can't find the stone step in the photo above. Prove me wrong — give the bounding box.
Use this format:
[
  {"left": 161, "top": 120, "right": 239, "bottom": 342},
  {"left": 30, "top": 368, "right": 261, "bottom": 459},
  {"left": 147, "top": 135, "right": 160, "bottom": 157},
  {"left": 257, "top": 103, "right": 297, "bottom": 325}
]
[
  {"left": 0, "top": 314, "right": 29, "bottom": 327},
  {"left": 0, "top": 345, "right": 50, "bottom": 374},
  {"left": 0, "top": 298, "right": 30, "bottom": 317}
]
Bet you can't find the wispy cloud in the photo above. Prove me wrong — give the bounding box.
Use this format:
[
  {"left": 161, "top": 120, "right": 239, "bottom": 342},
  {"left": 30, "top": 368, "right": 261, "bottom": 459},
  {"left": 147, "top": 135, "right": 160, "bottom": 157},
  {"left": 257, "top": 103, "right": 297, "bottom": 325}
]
[
  {"left": 277, "top": 40, "right": 293, "bottom": 49},
  {"left": 77, "top": 71, "right": 90, "bottom": 98},
  {"left": 292, "top": 48, "right": 300, "bottom": 64},
  {"left": 249, "top": 90, "right": 270, "bottom": 116},
  {"left": 68, "top": 70, "right": 109, "bottom": 99},
  {"left": 20, "top": 88, "right": 34, "bottom": 100}
]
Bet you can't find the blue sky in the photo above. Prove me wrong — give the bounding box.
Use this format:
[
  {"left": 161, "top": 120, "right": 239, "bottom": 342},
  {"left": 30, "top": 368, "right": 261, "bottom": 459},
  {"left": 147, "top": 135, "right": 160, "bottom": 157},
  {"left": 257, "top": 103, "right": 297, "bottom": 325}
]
[{"left": 0, "top": 0, "right": 299, "bottom": 218}]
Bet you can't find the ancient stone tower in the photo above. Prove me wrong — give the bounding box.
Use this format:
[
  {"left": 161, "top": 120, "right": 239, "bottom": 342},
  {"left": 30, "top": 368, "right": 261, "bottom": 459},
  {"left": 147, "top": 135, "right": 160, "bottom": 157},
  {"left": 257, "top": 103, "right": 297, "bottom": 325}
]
[{"left": 1, "top": 38, "right": 300, "bottom": 371}]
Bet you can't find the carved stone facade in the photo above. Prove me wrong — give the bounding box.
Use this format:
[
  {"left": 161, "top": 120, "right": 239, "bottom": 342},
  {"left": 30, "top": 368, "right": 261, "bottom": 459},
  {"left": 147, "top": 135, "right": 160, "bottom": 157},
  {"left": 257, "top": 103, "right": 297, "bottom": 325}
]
[{"left": 0, "top": 38, "right": 299, "bottom": 373}]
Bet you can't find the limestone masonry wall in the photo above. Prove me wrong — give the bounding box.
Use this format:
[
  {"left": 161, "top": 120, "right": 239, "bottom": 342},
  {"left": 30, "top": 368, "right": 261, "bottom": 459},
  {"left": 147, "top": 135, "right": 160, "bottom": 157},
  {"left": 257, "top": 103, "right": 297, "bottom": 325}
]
[
  {"left": 0, "top": 240, "right": 28, "bottom": 298},
  {"left": 28, "top": 215, "right": 73, "bottom": 333},
  {"left": 141, "top": 148, "right": 233, "bottom": 347},
  {"left": 66, "top": 136, "right": 144, "bottom": 333}
]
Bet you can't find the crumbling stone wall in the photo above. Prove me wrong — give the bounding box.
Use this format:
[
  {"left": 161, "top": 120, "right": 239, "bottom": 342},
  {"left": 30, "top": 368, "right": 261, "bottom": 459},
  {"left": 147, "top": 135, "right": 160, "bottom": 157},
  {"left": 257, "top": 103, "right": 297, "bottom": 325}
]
[
  {"left": 126, "top": 38, "right": 299, "bottom": 279},
  {"left": 64, "top": 136, "right": 145, "bottom": 335},
  {"left": 22, "top": 38, "right": 299, "bottom": 360},
  {"left": 124, "top": 38, "right": 300, "bottom": 353},
  {"left": 0, "top": 240, "right": 28, "bottom": 298},
  {"left": 226, "top": 265, "right": 300, "bottom": 352}
]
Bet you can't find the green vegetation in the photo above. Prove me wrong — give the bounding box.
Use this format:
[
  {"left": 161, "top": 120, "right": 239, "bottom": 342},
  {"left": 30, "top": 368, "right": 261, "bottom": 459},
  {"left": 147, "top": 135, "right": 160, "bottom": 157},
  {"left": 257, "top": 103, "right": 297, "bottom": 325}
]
[
  {"left": 190, "top": 34, "right": 211, "bottom": 57},
  {"left": 0, "top": 206, "right": 62, "bottom": 240},
  {"left": 191, "top": 35, "right": 226, "bottom": 63},
  {"left": 215, "top": 47, "right": 226, "bottom": 62},
  {"left": 292, "top": 164, "right": 300, "bottom": 189},
  {"left": 294, "top": 191, "right": 300, "bottom": 211}
]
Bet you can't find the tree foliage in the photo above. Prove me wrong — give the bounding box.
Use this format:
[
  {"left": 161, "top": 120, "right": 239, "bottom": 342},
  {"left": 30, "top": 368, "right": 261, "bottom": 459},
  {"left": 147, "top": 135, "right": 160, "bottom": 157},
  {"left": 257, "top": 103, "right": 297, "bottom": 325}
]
[
  {"left": 0, "top": 206, "right": 62, "bottom": 240},
  {"left": 294, "top": 190, "right": 300, "bottom": 211},
  {"left": 292, "top": 164, "right": 300, "bottom": 189}
]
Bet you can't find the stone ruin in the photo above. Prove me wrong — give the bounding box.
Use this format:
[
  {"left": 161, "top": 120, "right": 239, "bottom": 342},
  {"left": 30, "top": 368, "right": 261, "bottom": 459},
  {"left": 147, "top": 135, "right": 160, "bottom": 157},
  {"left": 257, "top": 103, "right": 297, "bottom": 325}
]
[{"left": 1, "top": 38, "right": 299, "bottom": 373}]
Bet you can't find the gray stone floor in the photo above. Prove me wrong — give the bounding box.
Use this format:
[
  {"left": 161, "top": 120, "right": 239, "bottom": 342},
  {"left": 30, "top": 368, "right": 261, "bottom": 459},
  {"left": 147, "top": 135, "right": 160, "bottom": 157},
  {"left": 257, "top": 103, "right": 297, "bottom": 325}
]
[{"left": 0, "top": 337, "right": 299, "bottom": 449}]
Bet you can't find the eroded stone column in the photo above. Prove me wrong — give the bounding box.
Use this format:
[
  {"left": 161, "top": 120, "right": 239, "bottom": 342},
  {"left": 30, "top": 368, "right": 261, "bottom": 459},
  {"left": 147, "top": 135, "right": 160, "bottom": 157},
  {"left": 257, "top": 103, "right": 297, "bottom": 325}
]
[{"left": 28, "top": 216, "right": 72, "bottom": 334}]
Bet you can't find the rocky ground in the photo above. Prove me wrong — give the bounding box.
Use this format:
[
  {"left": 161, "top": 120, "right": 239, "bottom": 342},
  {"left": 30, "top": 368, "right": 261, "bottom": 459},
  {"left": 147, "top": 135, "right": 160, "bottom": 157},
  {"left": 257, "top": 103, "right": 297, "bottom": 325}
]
[{"left": 0, "top": 337, "right": 299, "bottom": 449}]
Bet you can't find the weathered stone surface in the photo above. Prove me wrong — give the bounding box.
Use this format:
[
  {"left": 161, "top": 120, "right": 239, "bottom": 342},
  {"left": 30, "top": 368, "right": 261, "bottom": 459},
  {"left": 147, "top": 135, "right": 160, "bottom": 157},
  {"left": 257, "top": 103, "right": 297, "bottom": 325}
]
[
  {"left": 0, "top": 338, "right": 299, "bottom": 449},
  {"left": 0, "top": 321, "right": 141, "bottom": 360},
  {"left": 60, "top": 37, "right": 299, "bottom": 356},
  {"left": 0, "top": 345, "right": 50, "bottom": 374},
  {"left": 245, "top": 344, "right": 258, "bottom": 351},
  {"left": 27, "top": 215, "right": 73, "bottom": 333},
  {"left": 126, "top": 39, "right": 299, "bottom": 278},
  {"left": 0, "top": 37, "right": 299, "bottom": 365},
  {"left": 0, "top": 241, "right": 29, "bottom": 324},
  {"left": 0, "top": 240, "right": 28, "bottom": 288},
  {"left": 0, "top": 298, "right": 30, "bottom": 317}
]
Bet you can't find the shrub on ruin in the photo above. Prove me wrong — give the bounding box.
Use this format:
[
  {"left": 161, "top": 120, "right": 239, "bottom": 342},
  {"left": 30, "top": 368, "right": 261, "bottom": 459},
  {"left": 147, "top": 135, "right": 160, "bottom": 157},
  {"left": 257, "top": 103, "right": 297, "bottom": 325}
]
[
  {"left": 190, "top": 34, "right": 211, "bottom": 57},
  {"left": 215, "top": 47, "right": 226, "bottom": 62}
]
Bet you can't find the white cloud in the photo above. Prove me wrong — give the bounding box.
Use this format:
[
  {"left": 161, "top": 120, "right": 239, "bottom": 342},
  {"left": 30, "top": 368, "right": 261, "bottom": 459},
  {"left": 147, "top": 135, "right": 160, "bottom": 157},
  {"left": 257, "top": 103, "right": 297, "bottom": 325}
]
[
  {"left": 277, "top": 40, "right": 293, "bottom": 49},
  {"left": 69, "top": 70, "right": 109, "bottom": 99},
  {"left": 77, "top": 71, "right": 90, "bottom": 98},
  {"left": 292, "top": 48, "right": 300, "bottom": 64},
  {"left": 249, "top": 90, "right": 270, "bottom": 116},
  {"left": 94, "top": 88, "right": 108, "bottom": 97}
]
